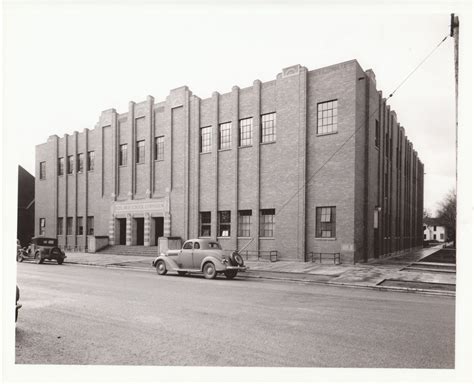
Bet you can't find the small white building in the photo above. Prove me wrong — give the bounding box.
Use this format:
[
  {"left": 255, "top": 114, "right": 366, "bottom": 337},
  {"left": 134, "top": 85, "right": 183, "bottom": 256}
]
[{"left": 423, "top": 219, "right": 446, "bottom": 242}]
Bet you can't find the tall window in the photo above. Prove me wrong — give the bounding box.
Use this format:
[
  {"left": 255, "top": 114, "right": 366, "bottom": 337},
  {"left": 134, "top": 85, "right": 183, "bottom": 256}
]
[
  {"left": 119, "top": 144, "right": 128, "bottom": 166},
  {"left": 136, "top": 140, "right": 145, "bottom": 164},
  {"left": 259, "top": 209, "right": 275, "bottom": 237},
  {"left": 219, "top": 122, "right": 232, "bottom": 150},
  {"left": 155, "top": 136, "right": 164, "bottom": 161},
  {"left": 261, "top": 113, "right": 276, "bottom": 143},
  {"left": 77, "top": 217, "right": 84, "bottom": 235},
  {"left": 316, "top": 206, "right": 336, "bottom": 238},
  {"left": 66, "top": 217, "right": 73, "bottom": 235},
  {"left": 200, "top": 127, "right": 212, "bottom": 153},
  {"left": 239, "top": 118, "right": 253, "bottom": 147},
  {"left": 238, "top": 210, "right": 252, "bottom": 237},
  {"left": 317, "top": 100, "right": 338, "bottom": 134},
  {"left": 218, "top": 211, "right": 231, "bottom": 237},
  {"left": 87, "top": 151, "right": 95, "bottom": 171},
  {"left": 67, "top": 156, "right": 74, "bottom": 174},
  {"left": 39, "top": 218, "right": 46, "bottom": 236},
  {"left": 87, "top": 216, "right": 94, "bottom": 235},
  {"left": 58, "top": 158, "right": 64, "bottom": 176},
  {"left": 39, "top": 162, "right": 46, "bottom": 179},
  {"left": 199, "top": 212, "right": 211, "bottom": 237},
  {"left": 77, "top": 153, "right": 84, "bottom": 173},
  {"left": 57, "top": 217, "right": 63, "bottom": 235},
  {"left": 375, "top": 119, "right": 380, "bottom": 148}
]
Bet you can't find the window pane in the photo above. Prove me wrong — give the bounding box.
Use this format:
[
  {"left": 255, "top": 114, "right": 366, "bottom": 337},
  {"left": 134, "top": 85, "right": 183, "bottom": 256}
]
[
  {"left": 317, "top": 100, "right": 338, "bottom": 134},
  {"left": 261, "top": 113, "right": 276, "bottom": 143},
  {"left": 239, "top": 118, "right": 253, "bottom": 147},
  {"left": 219, "top": 122, "right": 232, "bottom": 150},
  {"left": 200, "top": 127, "right": 212, "bottom": 153}
]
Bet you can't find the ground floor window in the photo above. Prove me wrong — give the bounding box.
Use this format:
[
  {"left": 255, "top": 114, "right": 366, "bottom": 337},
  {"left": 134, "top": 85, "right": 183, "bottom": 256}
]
[
  {"left": 259, "top": 209, "right": 275, "bottom": 237},
  {"left": 218, "top": 211, "right": 231, "bottom": 237},
  {"left": 57, "top": 217, "right": 63, "bottom": 235},
  {"left": 77, "top": 217, "right": 84, "bottom": 235},
  {"left": 433, "top": 234, "right": 437, "bottom": 240},
  {"left": 440, "top": 233, "right": 444, "bottom": 240},
  {"left": 39, "top": 218, "right": 46, "bottom": 236},
  {"left": 66, "top": 217, "right": 73, "bottom": 235},
  {"left": 424, "top": 234, "right": 427, "bottom": 240},
  {"left": 200, "top": 212, "right": 211, "bottom": 237},
  {"left": 316, "top": 206, "right": 336, "bottom": 238},
  {"left": 238, "top": 210, "right": 252, "bottom": 237},
  {"left": 87, "top": 216, "right": 94, "bottom": 235}
]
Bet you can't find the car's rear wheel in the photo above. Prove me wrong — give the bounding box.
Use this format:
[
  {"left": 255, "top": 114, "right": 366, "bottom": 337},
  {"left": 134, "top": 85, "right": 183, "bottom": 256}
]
[
  {"left": 156, "top": 260, "right": 167, "bottom": 275},
  {"left": 203, "top": 262, "right": 217, "bottom": 279},
  {"left": 57, "top": 258, "right": 64, "bottom": 265},
  {"left": 224, "top": 270, "right": 238, "bottom": 279}
]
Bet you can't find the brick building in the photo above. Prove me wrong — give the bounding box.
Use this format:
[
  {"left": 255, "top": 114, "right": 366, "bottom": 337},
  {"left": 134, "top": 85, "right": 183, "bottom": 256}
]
[{"left": 35, "top": 60, "right": 424, "bottom": 263}]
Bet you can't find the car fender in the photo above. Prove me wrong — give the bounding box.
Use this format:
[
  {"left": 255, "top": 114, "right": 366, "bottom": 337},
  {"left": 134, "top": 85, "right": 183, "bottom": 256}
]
[
  {"left": 200, "top": 256, "right": 226, "bottom": 272},
  {"left": 153, "top": 255, "right": 180, "bottom": 271}
]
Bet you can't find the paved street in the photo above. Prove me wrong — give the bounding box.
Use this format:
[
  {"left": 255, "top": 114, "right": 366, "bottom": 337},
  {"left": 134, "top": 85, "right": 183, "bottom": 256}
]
[{"left": 16, "top": 262, "right": 455, "bottom": 368}]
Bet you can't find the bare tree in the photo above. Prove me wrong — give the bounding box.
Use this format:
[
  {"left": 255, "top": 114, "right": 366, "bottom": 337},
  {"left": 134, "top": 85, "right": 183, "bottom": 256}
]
[
  {"left": 436, "top": 189, "right": 457, "bottom": 247},
  {"left": 423, "top": 208, "right": 432, "bottom": 221}
]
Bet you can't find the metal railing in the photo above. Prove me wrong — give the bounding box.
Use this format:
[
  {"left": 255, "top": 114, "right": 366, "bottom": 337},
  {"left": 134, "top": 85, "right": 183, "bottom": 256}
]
[
  {"left": 230, "top": 250, "right": 278, "bottom": 262},
  {"left": 306, "top": 252, "right": 341, "bottom": 264}
]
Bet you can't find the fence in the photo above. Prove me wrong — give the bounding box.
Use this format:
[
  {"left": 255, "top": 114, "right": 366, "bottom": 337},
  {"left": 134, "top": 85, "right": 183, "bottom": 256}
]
[
  {"left": 232, "top": 250, "right": 278, "bottom": 262},
  {"left": 306, "top": 252, "right": 341, "bottom": 264}
]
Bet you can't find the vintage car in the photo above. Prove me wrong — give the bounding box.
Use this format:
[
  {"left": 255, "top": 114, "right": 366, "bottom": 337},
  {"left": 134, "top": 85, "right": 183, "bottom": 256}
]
[
  {"left": 152, "top": 239, "right": 247, "bottom": 279},
  {"left": 17, "top": 236, "right": 66, "bottom": 265},
  {"left": 16, "top": 285, "right": 21, "bottom": 322}
]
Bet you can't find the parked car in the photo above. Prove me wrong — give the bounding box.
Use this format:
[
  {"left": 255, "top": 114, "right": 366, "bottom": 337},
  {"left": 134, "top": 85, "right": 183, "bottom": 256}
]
[
  {"left": 16, "top": 285, "right": 21, "bottom": 322},
  {"left": 17, "top": 236, "right": 66, "bottom": 265},
  {"left": 152, "top": 239, "right": 247, "bottom": 279}
]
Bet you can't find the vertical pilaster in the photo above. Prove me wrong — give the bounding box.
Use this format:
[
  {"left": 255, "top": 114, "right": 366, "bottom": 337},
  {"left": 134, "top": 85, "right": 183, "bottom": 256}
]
[
  {"left": 84, "top": 128, "right": 89, "bottom": 250},
  {"left": 108, "top": 214, "right": 115, "bottom": 245},
  {"left": 193, "top": 96, "right": 201, "bottom": 239},
  {"left": 147, "top": 96, "right": 154, "bottom": 196},
  {"left": 53, "top": 136, "right": 58, "bottom": 237},
  {"left": 144, "top": 213, "right": 151, "bottom": 246},
  {"left": 64, "top": 134, "right": 69, "bottom": 246},
  {"left": 184, "top": 90, "right": 190, "bottom": 240},
  {"left": 211, "top": 91, "right": 219, "bottom": 238},
  {"left": 73, "top": 131, "right": 78, "bottom": 247},
  {"left": 126, "top": 213, "right": 132, "bottom": 246},
  {"left": 164, "top": 213, "right": 171, "bottom": 237},
  {"left": 253, "top": 80, "right": 261, "bottom": 253},
  {"left": 128, "top": 101, "right": 135, "bottom": 198},
  {"left": 297, "top": 68, "right": 307, "bottom": 261},
  {"left": 231, "top": 86, "right": 239, "bottom": 250}
]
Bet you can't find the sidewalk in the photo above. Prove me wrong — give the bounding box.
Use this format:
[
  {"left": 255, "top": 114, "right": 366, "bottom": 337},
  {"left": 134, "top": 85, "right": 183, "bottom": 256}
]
[{"left": 63, "top": 245, "right": 455, "bottom": 296}]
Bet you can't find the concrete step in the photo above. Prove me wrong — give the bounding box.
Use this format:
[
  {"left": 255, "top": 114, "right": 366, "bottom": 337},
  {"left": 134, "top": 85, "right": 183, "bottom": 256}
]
[{"left": 98, "top": 245, "right": 158, "bottom": 257}]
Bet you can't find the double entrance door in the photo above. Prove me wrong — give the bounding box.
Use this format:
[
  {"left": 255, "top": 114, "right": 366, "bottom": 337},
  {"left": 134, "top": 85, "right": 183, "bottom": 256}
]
[{"left": 116, "top": 217, "right": 164, "bottom": 246}]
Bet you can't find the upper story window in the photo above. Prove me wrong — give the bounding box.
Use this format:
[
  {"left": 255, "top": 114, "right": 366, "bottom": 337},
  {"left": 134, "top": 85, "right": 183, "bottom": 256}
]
[
  {"left": 77, "top": 216, "right": 84, "bottom": 235},
  {"left": 136, "top": 140, "right": 145, "bottom": 164},
  {"left": 316, "top": 206, "right": 336, "bottom": 238},
  {"left": 239, "top": 118, "right": 253, "bottom": 147},
  {"left": 119, "top": 144, "right": 128, "bottom": 166},
  {"left": 219, "top": 122, "right": 232, "bottom": 150},
  {"left": 67, "top": 156, "right": 74, "bottom": 174},
  {"left": 199, "top": 211, "right": 211, "bottom": 237},
  {"left": 317, "top": 100, "right": 338, "bottom": 134},
  {"left": 200, "top": 127, "right": 212, "bottom": 153},
  {"left": 259, "top": 209, "right": 275, "bottom": 238},
  {"left": 57, "top": 217, "right": 63, "bottom": 236},
  {"left": 87, "top": 151, "right": 95, "bottom": 171},
  {"left": 261, "top": 113, "right": 276, "bottom": 143},
  {"left": 238, "top": 210, "right": 252, "bottom": 237},
  {"left": 77, "top": 153, "right": 84, "bottom": 173},
  {"left": 218, "top": 211, "right": 231, "bottom": 237},
  {"left": 58, "top": 158, "right": 64, "bottom": 176},
  {"left": 155, "top": 136, "right": 164, "bottom": 161},
  {"left": 66, "top": 217, "right": 73, "bottom": 235},
  {"left": 39, "top": 161, "right": 46, "bottom": 180},
  {"left": 375, "top": 119, "right": 380, "bottom": 148}
]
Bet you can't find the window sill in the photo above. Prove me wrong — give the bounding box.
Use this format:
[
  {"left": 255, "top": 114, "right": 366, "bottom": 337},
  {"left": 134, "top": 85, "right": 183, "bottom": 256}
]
[
  {"left": 259, "top": 237, "right": 275, "bottom": 240},
  {"left": 239, "top": 145, "right": 252, "bottom": 149},
  {"left": 237, "top": 237, "right": 252, "bottom": 239},
  {"left": 136, "top": 162, "right": 145, "bottom": 166},
  {"left": 316, "top": 131, "right": 338, "bottom": 137},
  {"left": 260, "top": 140, "right": 276, "bottom": 145},
  {"left": 200, "top": 151, "right": 211, "bottom": 155},
  {"left": 217, "top": 236, "right": 231, "bottom": 239},
  {"left": 218, "top": 148, "right": 232, "bottom": 152},
  {"left": 154, "top": 159, "right": 164, "bottom": 162},
  {"left": 315, "top": 237, "right": 337, "bottom": 241},
  {"left": 119, "top": 165, "right": 127, "bottom": 168}
]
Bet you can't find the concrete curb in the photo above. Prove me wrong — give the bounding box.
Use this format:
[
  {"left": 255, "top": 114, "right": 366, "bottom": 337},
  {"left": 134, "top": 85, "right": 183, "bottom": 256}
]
[{"left": 64, "top": 260, "right": 456, "bottom": 297}]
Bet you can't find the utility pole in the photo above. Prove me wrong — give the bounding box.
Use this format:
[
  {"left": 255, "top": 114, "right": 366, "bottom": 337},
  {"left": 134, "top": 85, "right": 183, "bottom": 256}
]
[{"left": 450, "top": 13, "right": 459, "bottom": 187}]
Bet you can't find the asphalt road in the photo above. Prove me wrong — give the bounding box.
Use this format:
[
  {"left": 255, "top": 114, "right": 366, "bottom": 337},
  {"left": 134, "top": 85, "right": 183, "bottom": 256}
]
[{"left": 15, "top": 262, "right": 455, "bottom": 368}]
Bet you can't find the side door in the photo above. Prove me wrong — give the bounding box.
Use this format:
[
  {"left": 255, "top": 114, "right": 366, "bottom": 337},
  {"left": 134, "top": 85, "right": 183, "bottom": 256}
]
[{"left": 178, "top": 241, "right": 194, "bottom": 269}]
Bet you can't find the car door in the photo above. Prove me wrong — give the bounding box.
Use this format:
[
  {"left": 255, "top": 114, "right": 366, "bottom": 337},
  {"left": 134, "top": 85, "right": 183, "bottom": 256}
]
[
  {"left": 192, "top": 241, "right": 205, "bottom": 269},
  {"left": 179, "top": 241, "right": 194, "bottom": 269}
]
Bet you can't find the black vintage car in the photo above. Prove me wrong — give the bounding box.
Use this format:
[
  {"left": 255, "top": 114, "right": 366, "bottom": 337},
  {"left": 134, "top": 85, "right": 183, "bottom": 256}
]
[{"left": 17, "top": 237, "right": 66, "bottom": 265}]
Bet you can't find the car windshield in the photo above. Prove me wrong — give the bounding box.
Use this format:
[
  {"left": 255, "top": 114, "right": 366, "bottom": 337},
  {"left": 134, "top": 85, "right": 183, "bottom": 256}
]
[{"left": 207, "top": 242, "right": 221, "bottom": 250}]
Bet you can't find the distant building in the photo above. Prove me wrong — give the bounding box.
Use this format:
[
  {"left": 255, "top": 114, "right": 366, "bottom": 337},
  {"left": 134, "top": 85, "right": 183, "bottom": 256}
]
[
  {"left": 423, "top": 219, "right": 446, "bottom": 242},
  {"left": 17, "top": 165, "right": 35, "bottom": 247},
  {"left": 35, "top": 60, "right": 424, "bottom": 263}
]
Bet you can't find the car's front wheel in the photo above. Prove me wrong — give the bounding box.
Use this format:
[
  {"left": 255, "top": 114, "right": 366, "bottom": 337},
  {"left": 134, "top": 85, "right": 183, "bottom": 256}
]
[
  {"left": 203, "top": 262, "right": 217, "bottom": 279},
  {"left": 224, "top": 270, "right": 238, "bottom": 279},
  {"left": 35, "top": 253, "right": 43, "bottom": 264},
  {"left": 156, "top": 260, "right": 167, "bottom": 275}
]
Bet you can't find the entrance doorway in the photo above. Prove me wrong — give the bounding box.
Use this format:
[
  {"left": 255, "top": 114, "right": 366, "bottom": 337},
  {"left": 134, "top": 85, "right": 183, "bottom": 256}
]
[
  {"left": 135, "top": 218, "right": 144, "bottom": 246},
  {"left": 154, "top": 217, "right": 164, "bottom": 245},
  {"left": 118, "top": 218, "right": 126, "bottom": 245}
]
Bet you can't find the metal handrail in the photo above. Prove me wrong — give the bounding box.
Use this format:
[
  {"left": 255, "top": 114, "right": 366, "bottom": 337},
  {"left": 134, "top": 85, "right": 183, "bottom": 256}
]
[{"left": 306, "top": 252, "right": 341, "bottom": 264}]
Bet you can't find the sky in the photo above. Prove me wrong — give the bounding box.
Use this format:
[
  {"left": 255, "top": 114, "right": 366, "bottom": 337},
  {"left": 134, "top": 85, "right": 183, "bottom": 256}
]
[{"left": 2, "top": 1, "right": 464, "bottom": 215}]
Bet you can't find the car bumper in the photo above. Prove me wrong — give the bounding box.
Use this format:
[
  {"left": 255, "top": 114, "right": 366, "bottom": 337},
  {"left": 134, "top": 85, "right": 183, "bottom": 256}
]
[{"left": 224, "top": 266, "right": 247, "bottom": 272}]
